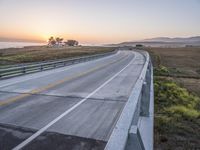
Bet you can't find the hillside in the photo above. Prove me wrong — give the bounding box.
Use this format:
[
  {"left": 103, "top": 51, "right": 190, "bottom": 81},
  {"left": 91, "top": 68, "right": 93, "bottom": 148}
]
[{"left": 110, "top": 36, "right": 200, "bottom": 47}]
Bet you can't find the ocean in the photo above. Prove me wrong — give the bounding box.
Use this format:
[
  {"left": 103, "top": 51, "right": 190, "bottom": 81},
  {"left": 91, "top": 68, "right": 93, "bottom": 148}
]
[{"left": 0, "top": 41, "right": 44, "bottom": 49}]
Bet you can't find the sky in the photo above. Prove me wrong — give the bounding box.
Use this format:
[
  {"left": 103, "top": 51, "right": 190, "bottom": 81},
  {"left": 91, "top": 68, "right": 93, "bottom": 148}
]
[{"left": 0, "top": 0, "right": 200, "bottom": 44}]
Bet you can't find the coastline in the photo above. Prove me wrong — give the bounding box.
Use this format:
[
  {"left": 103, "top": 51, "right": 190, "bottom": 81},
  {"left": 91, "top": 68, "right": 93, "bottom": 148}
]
[{"left": 0, "top": 41, "right": 44, "bottom": 49}]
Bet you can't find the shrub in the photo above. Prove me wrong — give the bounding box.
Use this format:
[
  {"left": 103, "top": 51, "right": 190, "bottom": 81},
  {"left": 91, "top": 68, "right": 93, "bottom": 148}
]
[
  {"left": 154, "top": 77, "right": 200, "bottom": 112},
  {"left": 154, "top": 65, "right": 169, "bottom": 76},
  {"left": 165, "top": 105, "right": 200, "bottom": 120}
]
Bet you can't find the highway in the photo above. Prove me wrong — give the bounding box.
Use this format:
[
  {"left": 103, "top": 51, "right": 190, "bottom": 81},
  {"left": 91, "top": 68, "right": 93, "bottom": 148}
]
[{"left": 0, "top": 50, "right": 146, "bottom": 150}]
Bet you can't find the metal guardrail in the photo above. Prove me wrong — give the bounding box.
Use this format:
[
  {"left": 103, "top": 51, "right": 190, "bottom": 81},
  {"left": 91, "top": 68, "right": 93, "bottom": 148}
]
[
  {"left": 0, "top": 51, "right": 117, "bottom": 79},
  {"left": 105, "top": 50, "right": 154, "bottom": 150}
]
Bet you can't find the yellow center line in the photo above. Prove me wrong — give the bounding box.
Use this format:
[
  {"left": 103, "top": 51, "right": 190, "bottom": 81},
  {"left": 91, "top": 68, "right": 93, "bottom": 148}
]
[{"left": 0, "top": 54, "right": 129, "bottom": 106}]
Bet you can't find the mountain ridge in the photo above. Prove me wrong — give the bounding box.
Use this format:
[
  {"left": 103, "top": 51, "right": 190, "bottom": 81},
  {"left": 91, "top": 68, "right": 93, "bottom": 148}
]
[
  {"left": 108, "top": 36, "right": 200, "bottom": 47},
  {"left": 142, "top": 36, "right": 200, "bottom": 43}
]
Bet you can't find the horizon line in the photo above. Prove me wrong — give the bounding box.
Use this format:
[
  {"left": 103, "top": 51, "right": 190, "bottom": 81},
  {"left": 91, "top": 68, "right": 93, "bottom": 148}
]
[{"left": 0, "top": 35, "right": 200, "bottom": 44}]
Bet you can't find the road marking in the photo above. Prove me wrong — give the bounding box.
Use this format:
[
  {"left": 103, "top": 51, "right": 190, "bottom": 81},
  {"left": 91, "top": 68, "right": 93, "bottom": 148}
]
[
  {"left": 12, "top": 52, "right": 135, "bottom": 150},
  {"left": 0, "top": 54, "right": 128, "bottom": 106}
]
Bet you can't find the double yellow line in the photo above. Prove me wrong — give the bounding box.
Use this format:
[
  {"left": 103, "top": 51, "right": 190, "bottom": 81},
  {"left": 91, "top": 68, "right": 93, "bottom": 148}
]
[{"left": 0, "top": 54, "right": 129, "bottom": 106}]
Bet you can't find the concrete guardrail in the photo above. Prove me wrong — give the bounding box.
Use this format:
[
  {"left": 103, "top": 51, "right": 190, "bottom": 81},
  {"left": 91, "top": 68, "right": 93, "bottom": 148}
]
[{"left": 105, "top": 50, "right": 154, "bottom": 150}]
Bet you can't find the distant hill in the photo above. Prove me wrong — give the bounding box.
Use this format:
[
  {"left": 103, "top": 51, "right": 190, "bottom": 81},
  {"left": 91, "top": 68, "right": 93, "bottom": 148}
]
[
  {"left": 110, "top": 36, "right": 200, "bottom": 47},
  {"left": 143, "top": 36, "right": 200, "bottom": 43}
]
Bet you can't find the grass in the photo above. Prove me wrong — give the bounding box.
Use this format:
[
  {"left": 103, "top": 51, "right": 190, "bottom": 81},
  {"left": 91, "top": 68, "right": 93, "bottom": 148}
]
[
  {"left": 0, "top": 46, "right": 116, "bottom": 67},
  {"left": 154, "top": 77, "right": 200, "bottom": 149},
  {"left": 145, "top": 47, "right": 200, "bottom": 77},
  {"left": 143, "top": 47, "right": 200, "bottom": 149},
  {"left": 146, "top": 47, "right": 200, "bottom": 96}
]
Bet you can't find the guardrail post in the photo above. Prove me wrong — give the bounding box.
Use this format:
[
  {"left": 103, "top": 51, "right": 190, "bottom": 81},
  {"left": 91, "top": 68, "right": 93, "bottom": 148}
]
[
  {"left": 126, "top": 125, "right": 145, "bottom": 150},
  {"left": 140, "top": 64, "right": 151, "bottom": 117},
  {"left": 22, "top": 67, "right": 26, "bottom": 74},
  {"left": 40, "top": 65, "right": 43, "bottom": 71}
]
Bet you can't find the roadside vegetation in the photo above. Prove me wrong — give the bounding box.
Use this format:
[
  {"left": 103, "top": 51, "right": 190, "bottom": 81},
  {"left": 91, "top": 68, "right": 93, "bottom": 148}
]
[
  {"left": 144, "top": 47, "right": 200, "bottom": 149},
  {"left": 0, "top": 46, "right": 115, "bottom": 68},
  {"left": 154, "top": 76, "right": 200, "bottom": 149}
]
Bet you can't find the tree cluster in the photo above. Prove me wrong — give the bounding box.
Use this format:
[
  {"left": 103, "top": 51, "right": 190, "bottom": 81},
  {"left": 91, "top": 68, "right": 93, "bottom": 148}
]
[
  {"left": 48, "top": 37, "right": 78, "bottom": 47},
  {"left": 48, "top": 37, "right": 63, "bottom": 46},
  {"left": 65, "top": 40, "right": 79, "bottom": 46}
]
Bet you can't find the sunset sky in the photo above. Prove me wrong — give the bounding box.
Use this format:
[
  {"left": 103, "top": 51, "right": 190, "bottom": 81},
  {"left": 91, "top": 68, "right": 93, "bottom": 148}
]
[{"left": 0, "top": 0, "right": 200, "bottom": 44}]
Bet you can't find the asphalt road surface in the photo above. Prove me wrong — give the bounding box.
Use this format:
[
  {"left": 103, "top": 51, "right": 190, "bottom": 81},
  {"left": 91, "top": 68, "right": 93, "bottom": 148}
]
[{"left": 0, "top": 50, "right": 145, "bottom": 150}]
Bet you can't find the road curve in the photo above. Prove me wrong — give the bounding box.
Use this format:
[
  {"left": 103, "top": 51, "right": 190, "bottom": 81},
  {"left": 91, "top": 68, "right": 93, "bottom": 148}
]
[{"left": 0, "top": 50, "right": 145, "bottom": 150}]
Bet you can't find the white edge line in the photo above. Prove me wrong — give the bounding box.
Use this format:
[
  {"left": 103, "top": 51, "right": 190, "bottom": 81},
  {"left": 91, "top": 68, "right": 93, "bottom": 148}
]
[{"left": 12, "top": 51, "right": 135, "bottom": 150}]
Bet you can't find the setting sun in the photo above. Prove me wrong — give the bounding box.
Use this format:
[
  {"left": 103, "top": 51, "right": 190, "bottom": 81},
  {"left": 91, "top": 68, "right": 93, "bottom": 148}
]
[{"left": 0, "top": 0, "right": 200, "bottom": 44}]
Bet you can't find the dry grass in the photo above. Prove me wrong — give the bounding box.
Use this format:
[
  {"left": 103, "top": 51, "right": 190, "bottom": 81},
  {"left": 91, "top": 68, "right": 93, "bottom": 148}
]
[
  {"left": 145, "top": 47, "right": 200, "bottom": 77},
  {"left": 144, "top": 47, "right": 200, "bottom": 97},
  {"left": 174, "top": 78, "right": 200, "bottom": 97},
  {"left": 0, "top": 46, "right": 115, "bottom": 66}
]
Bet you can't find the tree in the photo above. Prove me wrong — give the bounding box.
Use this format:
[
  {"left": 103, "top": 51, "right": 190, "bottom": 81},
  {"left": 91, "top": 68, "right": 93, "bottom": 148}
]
[
  {"left": 48, "top": 36, "right": 56, "bottom": 46},
  {"left": 48, "top": 37, "right": 78, "bottom": 47},
  {"left": 66, "top": 40, "right": 79, "bottom": 46},
  {"left": 55, "top": 37, "right": 63, "bottom": 45}
]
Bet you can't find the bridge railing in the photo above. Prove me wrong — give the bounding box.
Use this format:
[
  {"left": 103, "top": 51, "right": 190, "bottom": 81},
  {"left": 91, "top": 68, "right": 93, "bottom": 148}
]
[
  {"left": 0, "top": 50, "right": 117, "bottom": 79},
  {"left": 105, "top": 50, "right": 154, "bottom": 150}
]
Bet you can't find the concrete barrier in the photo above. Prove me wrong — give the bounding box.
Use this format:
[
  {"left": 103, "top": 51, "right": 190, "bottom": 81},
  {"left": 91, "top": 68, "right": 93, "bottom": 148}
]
[{"left": 105, "top": 50, "right": 154, "bottom": 150}]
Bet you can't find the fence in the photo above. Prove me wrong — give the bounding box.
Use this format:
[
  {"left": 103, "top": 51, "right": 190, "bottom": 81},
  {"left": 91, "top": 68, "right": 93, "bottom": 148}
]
[{"left": 0, "top": 51, "right": 116, "bottom": 79}]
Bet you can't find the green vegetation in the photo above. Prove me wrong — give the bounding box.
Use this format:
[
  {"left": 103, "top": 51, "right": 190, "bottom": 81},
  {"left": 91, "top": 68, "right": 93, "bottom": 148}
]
[
  {"left": 154, "top": 77, "right": 200, "bottom": 149},
  {"left": 154, "top": 65, "right": 169, "bottom": 76},
  {"left": 144, "top": 47, "right": 200, "bottom": 149},
  {"left": 154, "top": 77, "right": 200, "bottom": 118}
]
